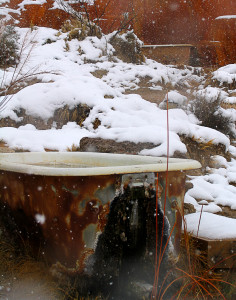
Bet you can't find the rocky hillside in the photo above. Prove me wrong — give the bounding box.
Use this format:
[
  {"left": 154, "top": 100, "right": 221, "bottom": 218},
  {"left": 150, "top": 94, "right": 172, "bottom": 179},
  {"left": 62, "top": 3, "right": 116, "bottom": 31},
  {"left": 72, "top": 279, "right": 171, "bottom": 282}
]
[{"left": 0, "top": 22, "right": 236, "bottom": 223}]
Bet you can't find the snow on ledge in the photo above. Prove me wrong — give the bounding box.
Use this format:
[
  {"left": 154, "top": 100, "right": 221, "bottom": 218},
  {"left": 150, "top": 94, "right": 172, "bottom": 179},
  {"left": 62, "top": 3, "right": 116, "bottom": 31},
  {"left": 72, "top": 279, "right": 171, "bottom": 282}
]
[
  {"left": 183, "top": 212, "right": 236, "bottom": 240},
  {"left": 215, "top": 15, "right": 236, "bottom": 20},
  {"left": 213, "top": 64, "right": 236, "bottom": 85}
]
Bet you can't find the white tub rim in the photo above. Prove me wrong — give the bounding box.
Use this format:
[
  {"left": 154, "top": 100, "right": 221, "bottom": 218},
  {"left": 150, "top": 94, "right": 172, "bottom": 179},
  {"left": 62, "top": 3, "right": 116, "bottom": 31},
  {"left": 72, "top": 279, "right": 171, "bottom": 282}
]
[{"left": 0, "top": 152, "right": 201, "bottom": 176}]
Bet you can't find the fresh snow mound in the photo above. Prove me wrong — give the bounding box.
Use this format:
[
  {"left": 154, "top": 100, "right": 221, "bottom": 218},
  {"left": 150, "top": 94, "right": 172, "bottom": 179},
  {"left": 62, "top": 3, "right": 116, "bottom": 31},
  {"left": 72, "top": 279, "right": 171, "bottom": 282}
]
[
  {"left": 184, "top": 212, "right": 236, "bottom": 240},
  {"left": 196, "top": 87, "right": 228, "bottom": 103},
  {"left": 0, "top": 123, "right": 90, "bottom": 152},
  {"left": 159, "top": 90, "right": 187, "bottom": 108},
  {"left": 213, "top": 64, "right": 236, "bottom": 85},
  {"left": 223, "top": 96, "right": 236, "bottom": 104},
  {"left": 185, "top": 168, "right": 236, "bottom": 211}
]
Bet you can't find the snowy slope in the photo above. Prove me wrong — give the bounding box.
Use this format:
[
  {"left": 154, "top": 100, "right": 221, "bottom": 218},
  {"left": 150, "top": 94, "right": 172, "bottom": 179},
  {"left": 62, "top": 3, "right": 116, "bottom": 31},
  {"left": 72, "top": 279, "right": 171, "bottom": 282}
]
[
  {"left": 0, "top": 27, "right": 229, "bottom": 154},
  {"left": 0, "top": 26, "right": 236, "bottom": 240}
]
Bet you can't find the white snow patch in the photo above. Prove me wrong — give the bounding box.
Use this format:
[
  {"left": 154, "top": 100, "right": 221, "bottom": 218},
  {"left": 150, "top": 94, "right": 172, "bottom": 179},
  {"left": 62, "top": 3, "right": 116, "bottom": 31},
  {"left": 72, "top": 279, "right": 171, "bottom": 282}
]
[
  {"left": 213, "top": 64, "right": 236, "bottom": 85},
  {"left": 35, "top": 213, "right": 46, "bottom": 225},
  {"left": 223, "top": 97, "right": 236, "bottom": 104},
  {"left": 196, "top": 87, "right": 228, "bottom": 103},
  {"left": 159, "top": 90, "right": 187, "bottom": 108},
  {"left": 216, "top": 15, "right": 236, "bottom": 20},
  {"left": 185, "top": 157, "right": 236, "bottom": 211},
  {"left": 184, "top": 212, "right": 236, "bottom": 239},
  {"left": 0, "top": 123, "right": 91, "bottom": 152}
]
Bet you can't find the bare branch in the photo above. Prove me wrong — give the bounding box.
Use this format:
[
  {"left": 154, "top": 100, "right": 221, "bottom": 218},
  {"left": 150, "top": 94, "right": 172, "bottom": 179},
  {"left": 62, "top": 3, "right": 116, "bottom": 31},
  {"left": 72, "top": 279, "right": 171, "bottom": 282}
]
[
  {"left": 93, "top": 0, "right": 113, "bottom": 27},
  {"left": 113, "top": 14, "right": 137, "bottom": 37},
  {"left": 0, "top": 30, "right": 59, "bottom": 112},
  {"left": 57, "top": 0, "right": 139, "bottom": 37}
]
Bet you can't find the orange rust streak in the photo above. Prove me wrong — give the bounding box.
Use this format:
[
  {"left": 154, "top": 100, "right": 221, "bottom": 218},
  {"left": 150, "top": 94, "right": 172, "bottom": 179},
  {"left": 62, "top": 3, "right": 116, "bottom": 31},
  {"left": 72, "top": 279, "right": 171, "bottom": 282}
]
[
  {"left": 0, "top": 171, "right": 117, "bottom": 267},
  {"left": 97, "top": 203, "right": 110, "bottom": 232},
  {"left": 159, "top": 171, "right": 186, "bottom": 252}
]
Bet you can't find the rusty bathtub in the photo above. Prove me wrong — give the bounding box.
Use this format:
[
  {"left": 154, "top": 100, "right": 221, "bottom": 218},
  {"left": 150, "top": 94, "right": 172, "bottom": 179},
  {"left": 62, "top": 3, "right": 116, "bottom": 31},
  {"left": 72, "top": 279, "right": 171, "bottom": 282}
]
[{"left": 0, "top": 152, "right": 201, "bottom": 268}]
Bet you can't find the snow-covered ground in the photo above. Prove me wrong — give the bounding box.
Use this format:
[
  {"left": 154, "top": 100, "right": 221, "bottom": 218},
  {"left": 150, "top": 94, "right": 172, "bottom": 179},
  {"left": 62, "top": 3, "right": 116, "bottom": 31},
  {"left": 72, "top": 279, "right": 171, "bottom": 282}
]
[
  {"left": 0, "top": 26, "right": 236, "bottom": 240},
  {"left": 184, "top": 212, "right": 236, "bottom": 239}
]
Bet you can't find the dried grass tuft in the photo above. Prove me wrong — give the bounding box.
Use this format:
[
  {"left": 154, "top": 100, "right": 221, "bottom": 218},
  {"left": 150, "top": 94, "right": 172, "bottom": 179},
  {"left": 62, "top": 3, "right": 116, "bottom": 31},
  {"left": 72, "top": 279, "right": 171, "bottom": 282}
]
[{"left": 61, "top": 18, "right": 102, "bottom": 41}]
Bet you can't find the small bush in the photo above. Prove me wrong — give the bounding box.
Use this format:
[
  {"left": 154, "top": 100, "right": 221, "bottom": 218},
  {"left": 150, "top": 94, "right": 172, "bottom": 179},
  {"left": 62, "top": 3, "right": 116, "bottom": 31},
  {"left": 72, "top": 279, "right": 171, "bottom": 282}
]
[
  {"left": 190, "top": 88, "right": 235, "bottom": 138},
  {"left": 61, "top": 18, "right": 102, "bottom": 41},
  {"left": 0, "top": 23, "right": 19, "bottom": 68},
  {"left": 109, "top": 31, "right": 144, "bottom": 64}
]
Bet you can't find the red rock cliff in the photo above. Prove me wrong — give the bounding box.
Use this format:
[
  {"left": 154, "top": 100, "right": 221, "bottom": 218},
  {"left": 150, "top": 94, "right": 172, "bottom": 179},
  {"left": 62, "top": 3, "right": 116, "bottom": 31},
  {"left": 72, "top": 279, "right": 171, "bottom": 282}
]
[{"left": 1, "top": 0, "right": 236, "bottom": 65}]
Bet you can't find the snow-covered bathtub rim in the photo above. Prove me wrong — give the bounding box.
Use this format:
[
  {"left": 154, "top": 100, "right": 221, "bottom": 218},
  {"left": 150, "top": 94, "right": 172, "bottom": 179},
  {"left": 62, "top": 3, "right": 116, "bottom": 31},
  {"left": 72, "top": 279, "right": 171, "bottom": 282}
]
[{"left": 0, "top": 152, "right": 201, "bottom": 176}]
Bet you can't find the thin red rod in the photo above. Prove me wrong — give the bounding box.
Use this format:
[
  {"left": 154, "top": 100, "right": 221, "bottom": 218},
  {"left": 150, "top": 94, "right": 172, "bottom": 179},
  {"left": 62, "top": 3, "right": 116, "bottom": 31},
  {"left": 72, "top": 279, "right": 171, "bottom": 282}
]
[{"left": 151, "top": 92, "right": 170, "bottom": 299}]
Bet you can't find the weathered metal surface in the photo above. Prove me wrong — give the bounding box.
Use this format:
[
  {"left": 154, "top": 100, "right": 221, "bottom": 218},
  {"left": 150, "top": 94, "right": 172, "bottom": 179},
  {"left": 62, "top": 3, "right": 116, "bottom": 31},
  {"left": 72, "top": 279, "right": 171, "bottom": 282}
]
[
  {"left": 0, "top": 170, "right": 118, "bottom": 267},
  {"left": 121, "top": 170, "right": 186, "bottom": 254},
  {"left": 0, "top": 158, "right": 187, "bottom": 270},
  {"left": 158, "top": 171, "right": 186, "bottom": 253}
]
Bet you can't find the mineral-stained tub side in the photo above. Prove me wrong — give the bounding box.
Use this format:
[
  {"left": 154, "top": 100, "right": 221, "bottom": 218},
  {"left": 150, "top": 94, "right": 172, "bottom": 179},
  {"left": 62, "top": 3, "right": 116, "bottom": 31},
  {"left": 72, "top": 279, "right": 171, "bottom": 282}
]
[{"left": 0, "top": 152, "right": 201, "bottom": 268}]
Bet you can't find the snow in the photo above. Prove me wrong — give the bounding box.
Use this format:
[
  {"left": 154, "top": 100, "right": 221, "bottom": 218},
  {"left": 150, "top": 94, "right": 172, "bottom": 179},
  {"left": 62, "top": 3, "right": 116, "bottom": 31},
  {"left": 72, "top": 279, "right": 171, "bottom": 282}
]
[
  {"left": 35, "top": 213, "right": 46, "bottom": 225},
  {"left": 0, "top": 25, "right": 236, "bottom": 242},
  {"left": 159, "top": 90, "right": 187, "bottom": 108},
  {"left": 223, "top": 97, "right": 236, "bottom": 104},
  {"left": 216, "top": 15, "right": 236, "bottom": 20},
  {"left": 184, "top": 212, "right": 236, "bottom": 240},
  {"left": 0, "top": 123, "right": 90, "bottom": 151},
  {"left": 0, "top": 27, "right": 227, "bottom": 156},
  {"left": 196, "top": 87, "right": 228, "bottom": 103},
  {"left": 186, "top": 159, "right": 236, "bottom": 211},
  {"left": 213, "top": 64, "right": 236, "bottom": 85},
  {"left": 18, "top": 0, "right": 47, "bottom": 10}
]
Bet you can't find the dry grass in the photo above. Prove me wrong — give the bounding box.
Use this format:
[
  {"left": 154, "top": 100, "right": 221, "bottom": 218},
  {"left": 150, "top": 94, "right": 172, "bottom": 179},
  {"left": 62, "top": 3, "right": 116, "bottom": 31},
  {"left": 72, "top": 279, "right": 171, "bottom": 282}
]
[
  {"left": 0, "top": 213, "right": 108, "bottom": 299},
  {"left": 190, "top": 92, "right": 235, "bottom": 138},
  {"left": 109, "top": 31, "right": 145, "bottom": 64},
  {"left": 152, "top": 217, "right": 236, "bottom": 300},
  {"left": 67, "top": 144, "right": 80, "bottom": 152},
  {"left": 0, "top": 192, "right": 234, "bottom": 300},
  {"left": 0, "top": 240, "right": 61, "bottom": 299},
  {"left": 0, "top": 221, "right": 234, "bottom": 300},
  {"left": 61, "top": 18, "right": 102, "bottom": 41}
]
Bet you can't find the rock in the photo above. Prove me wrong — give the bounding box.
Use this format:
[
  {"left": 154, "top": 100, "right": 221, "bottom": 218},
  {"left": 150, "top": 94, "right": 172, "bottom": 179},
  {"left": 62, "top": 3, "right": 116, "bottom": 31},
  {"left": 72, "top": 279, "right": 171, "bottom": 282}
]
[
  {"left": 180, "top": 136, "right": 231, "bottom": 170},
  {"left": 184, "top": 203, "right": 196, "bottom": 215},
  {"left": 185, "top": 181, "right": 193, "bottom": 192},
  {"left": 79, "top": 137, "right": 156, "bottom": 154},
  {"left": 109, "top": 32, "right": 145, "bottom": 64},
  {"left": 0, "top": 104, "right": 91, "bottom": 130}
]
